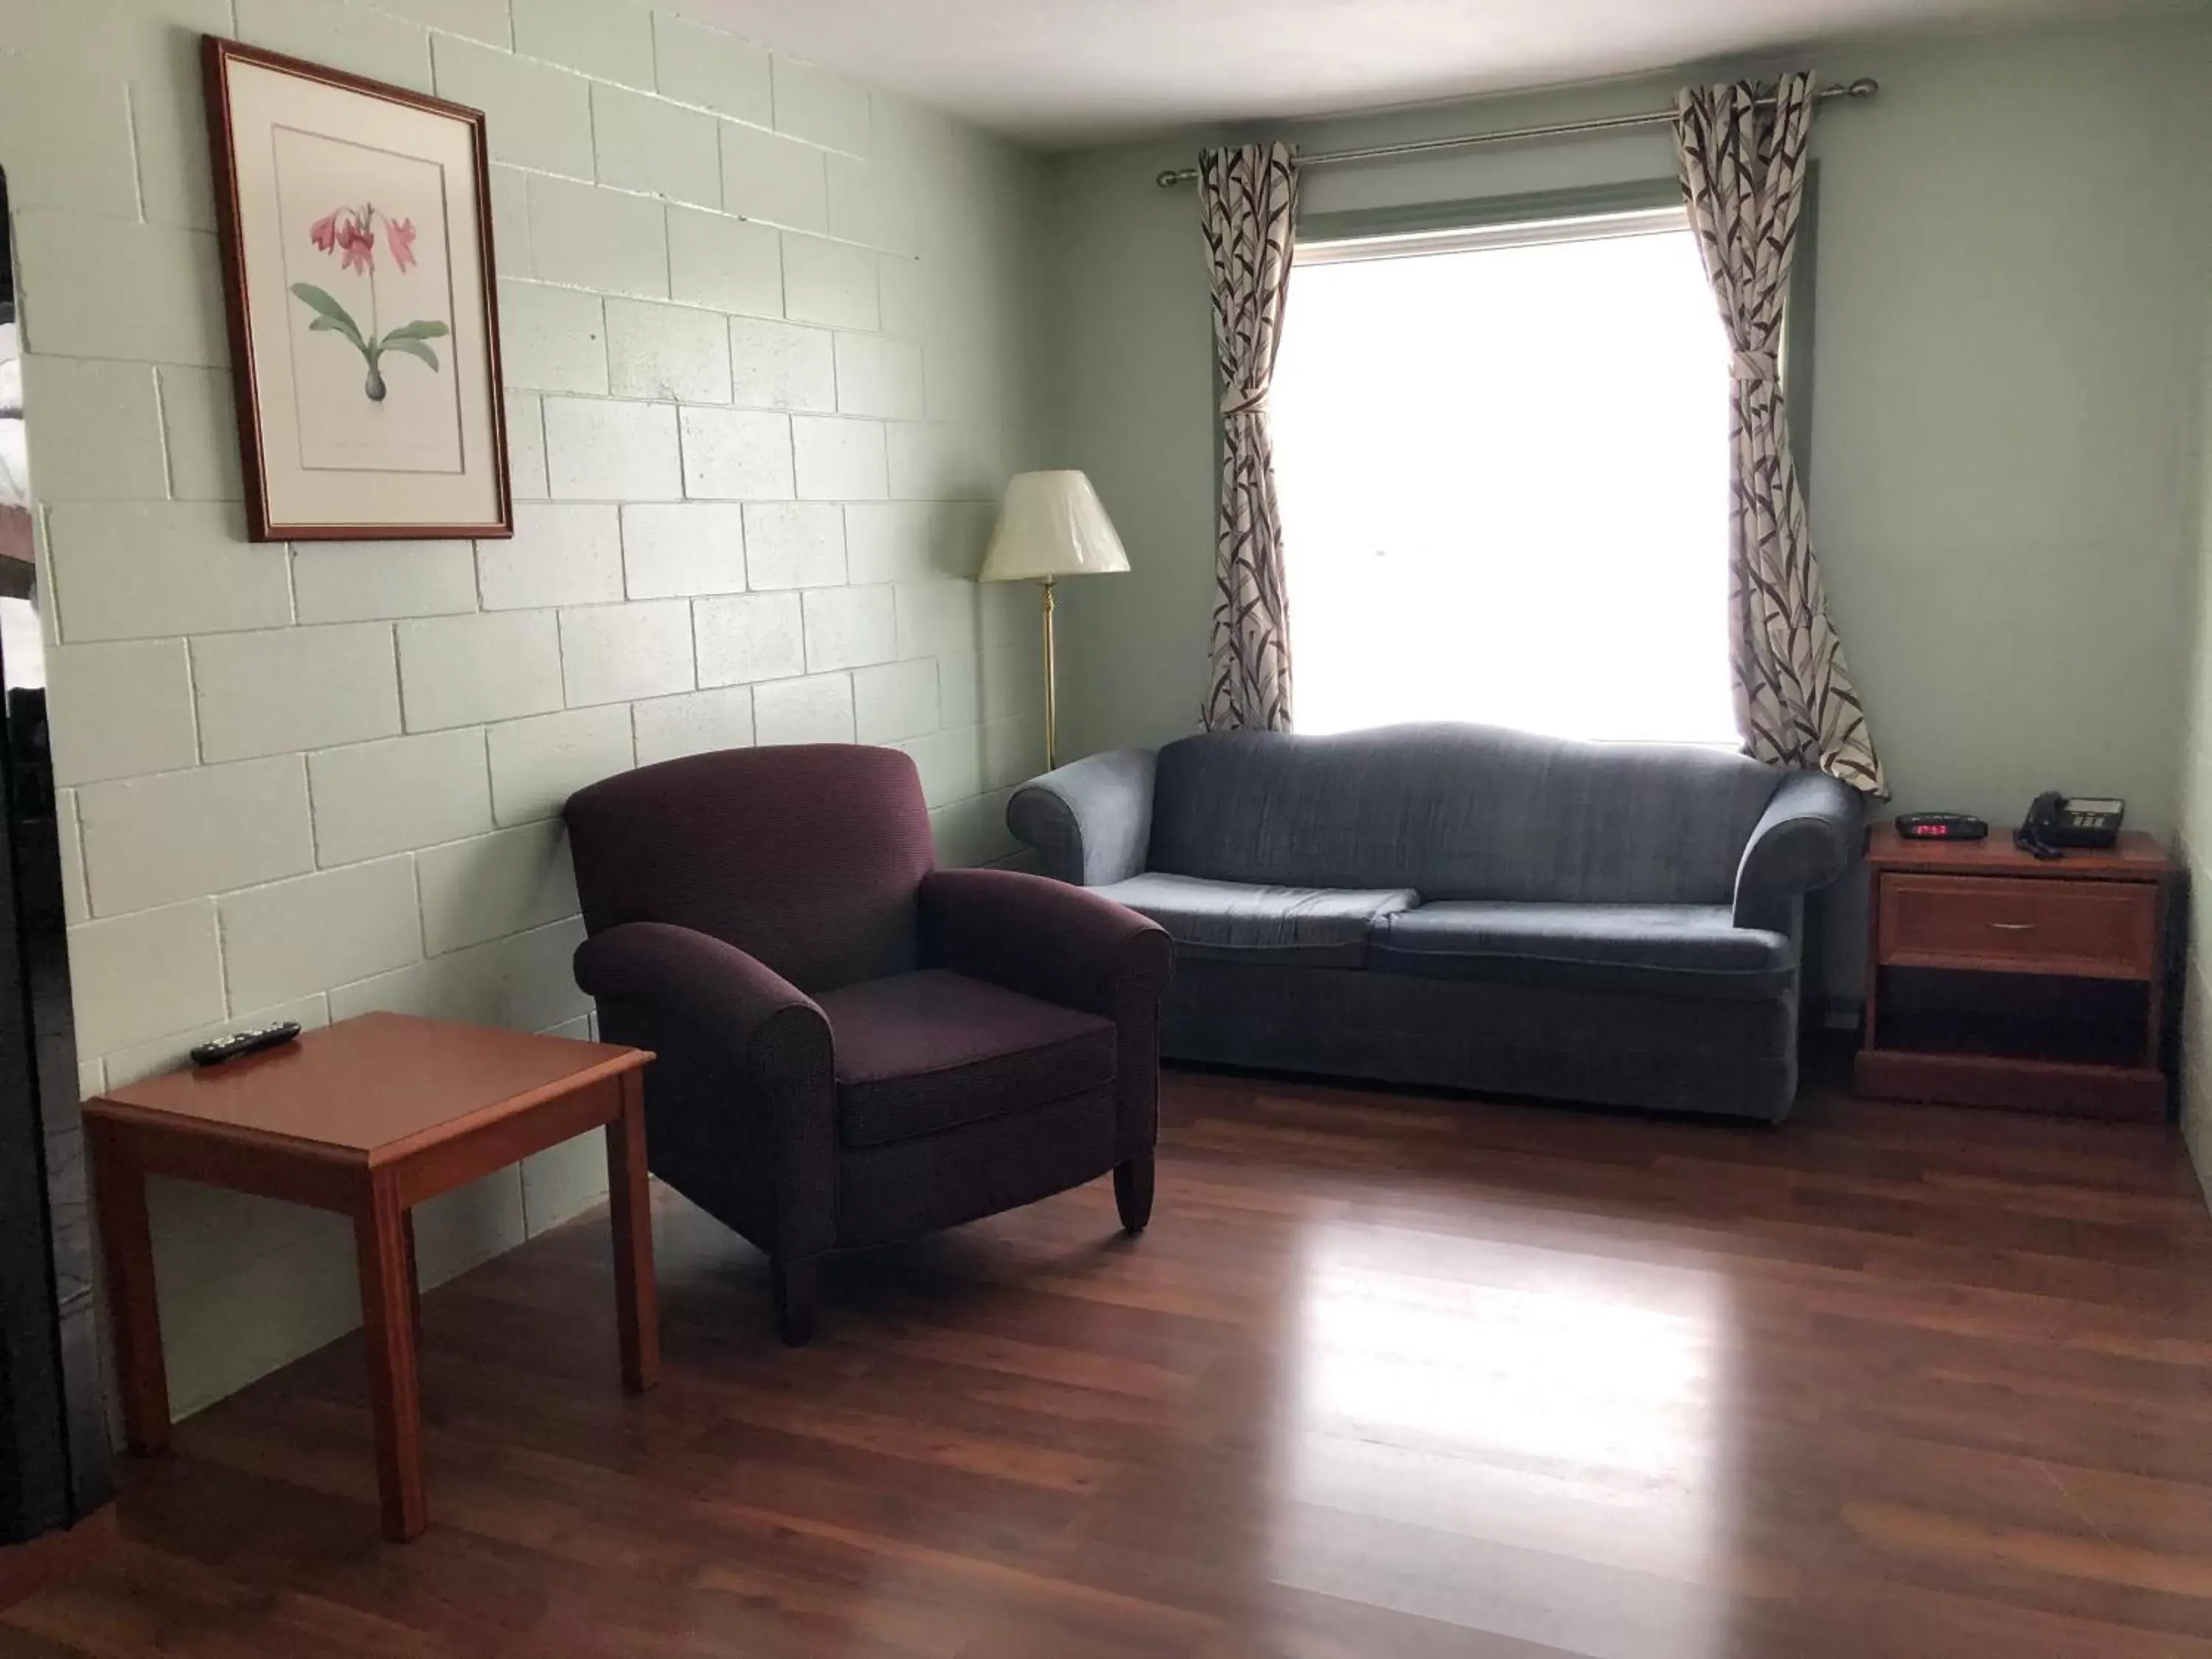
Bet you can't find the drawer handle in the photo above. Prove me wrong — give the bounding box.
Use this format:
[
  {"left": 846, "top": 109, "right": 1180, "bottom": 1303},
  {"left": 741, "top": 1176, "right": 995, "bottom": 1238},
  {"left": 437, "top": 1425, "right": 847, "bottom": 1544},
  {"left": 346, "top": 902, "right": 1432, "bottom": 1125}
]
[{"left": 1988, "top": 922, "right": 2036, "bottom": 931}]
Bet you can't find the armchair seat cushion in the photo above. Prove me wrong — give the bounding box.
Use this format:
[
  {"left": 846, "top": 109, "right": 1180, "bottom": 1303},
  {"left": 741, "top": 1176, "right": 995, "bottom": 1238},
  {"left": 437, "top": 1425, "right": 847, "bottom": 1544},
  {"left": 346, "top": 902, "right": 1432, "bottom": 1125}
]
[
  {"left": 818, "top": 968, "right": 1118, "bottom": 1149},
  {"left": 1092, "top": 872, "right": 1418, "bottom": 968},
  {"left": 1371, "top": 902, "right": 1795, "bottom": 1001}
]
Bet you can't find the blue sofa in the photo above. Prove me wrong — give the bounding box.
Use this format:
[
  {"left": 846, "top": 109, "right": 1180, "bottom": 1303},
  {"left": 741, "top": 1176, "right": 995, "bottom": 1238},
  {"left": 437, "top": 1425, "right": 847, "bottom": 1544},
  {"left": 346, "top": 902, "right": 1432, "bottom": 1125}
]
[{"left": 1007, "top": 723, "right": 1860, "bottom": 1121}]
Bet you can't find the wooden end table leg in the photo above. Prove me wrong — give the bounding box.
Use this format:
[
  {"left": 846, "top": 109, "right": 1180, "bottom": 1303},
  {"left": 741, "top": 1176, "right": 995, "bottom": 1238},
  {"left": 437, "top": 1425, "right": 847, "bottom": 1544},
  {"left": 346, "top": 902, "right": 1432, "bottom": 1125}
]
[
  {"left": 86, "top": 1130, "right": 170, "bottom": 1456},
  {"left": 401, "top": 1207, "right": 422, "bottom": 1349},
  {"left": 605, "top": 1071, "right": 659, "bottom": 1393},
  {"left": 355, "top": 1185, "right": 428, "bottom": 1541}
]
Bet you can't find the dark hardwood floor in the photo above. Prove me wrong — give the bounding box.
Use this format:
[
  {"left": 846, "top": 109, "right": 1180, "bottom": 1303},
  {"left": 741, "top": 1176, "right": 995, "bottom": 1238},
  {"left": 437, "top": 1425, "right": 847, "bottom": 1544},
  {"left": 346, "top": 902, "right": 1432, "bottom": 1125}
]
[{"left": 7, "top": 1062, "right": 2212, "bottom": 1658}]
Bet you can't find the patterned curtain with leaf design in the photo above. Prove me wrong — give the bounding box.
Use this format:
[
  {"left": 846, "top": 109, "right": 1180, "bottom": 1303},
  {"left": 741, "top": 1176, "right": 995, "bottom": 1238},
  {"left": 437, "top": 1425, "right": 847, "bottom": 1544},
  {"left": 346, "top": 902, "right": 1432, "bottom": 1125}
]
[
  {"left": 1198, "top": 143, "right": 1299, "bottom": 732},
  {"left": 1672, "top": 74, "right": 1885, "bottom": 794}
]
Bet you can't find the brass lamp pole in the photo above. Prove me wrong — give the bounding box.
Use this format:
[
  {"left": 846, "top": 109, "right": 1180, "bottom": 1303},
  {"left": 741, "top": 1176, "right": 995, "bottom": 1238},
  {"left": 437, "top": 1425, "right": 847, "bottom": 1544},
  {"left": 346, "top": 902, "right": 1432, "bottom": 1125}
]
[
  {"left": 1040, "top": 577, "right": 1060, "bottom": 769},
  {"left": 978, "top": 472, "right": 1130, "bottom": 772}
]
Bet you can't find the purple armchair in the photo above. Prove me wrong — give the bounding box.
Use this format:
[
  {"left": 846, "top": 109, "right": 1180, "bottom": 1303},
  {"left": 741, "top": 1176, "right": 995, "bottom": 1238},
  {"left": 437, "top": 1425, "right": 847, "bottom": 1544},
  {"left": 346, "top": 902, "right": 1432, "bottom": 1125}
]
[{"left": 565, "top": 745, "right": 1172, "bottom": 1343}]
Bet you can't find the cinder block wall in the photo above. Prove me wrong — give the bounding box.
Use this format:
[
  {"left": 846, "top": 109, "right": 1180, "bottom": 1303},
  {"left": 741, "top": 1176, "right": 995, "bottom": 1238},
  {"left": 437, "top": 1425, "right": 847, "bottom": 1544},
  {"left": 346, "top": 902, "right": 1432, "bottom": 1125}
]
[{"left": 0, "top": 0, "right": 1054, "bottom": 1414}]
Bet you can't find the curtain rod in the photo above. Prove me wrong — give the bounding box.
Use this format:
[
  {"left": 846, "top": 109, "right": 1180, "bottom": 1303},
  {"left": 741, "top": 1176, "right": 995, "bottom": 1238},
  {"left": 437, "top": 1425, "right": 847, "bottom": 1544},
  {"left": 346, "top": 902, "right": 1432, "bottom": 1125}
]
[{"left": 1152, "top": 77, "right": 1878, "bottom": 188}]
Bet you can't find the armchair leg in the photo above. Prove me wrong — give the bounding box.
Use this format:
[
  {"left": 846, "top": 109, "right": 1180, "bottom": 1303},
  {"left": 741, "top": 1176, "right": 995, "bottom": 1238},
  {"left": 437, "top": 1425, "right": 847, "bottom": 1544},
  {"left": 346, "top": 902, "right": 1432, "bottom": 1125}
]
[
  {"left": 772, "top": 1256, "right": 819, "bottom": 1347},
  {"left": 1113, "top": 1154, "right": 1155, "bottom": 1235}
]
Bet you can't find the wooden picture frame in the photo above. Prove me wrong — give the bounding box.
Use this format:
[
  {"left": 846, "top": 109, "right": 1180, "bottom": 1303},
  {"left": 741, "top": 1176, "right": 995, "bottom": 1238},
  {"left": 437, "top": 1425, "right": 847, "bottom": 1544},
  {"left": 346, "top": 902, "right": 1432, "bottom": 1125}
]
[{"left": 202, "top": 37, "right": 512, "bottom": 541}]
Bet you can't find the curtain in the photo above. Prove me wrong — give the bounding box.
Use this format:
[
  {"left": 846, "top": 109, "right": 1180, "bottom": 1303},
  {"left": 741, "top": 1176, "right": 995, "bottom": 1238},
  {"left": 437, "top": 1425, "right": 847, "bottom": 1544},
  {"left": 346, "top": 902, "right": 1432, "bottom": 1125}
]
[
  {"left": 1198, "top": 142, "right": 1299, "bottom": 732},
  {"left": 1672, "top": 74, "right": 1885, "bottom": 794}
]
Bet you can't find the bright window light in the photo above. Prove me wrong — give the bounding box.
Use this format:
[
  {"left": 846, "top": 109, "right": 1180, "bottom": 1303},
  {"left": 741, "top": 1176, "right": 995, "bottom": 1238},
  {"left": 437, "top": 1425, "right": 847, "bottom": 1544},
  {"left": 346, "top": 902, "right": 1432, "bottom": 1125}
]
[{"left": 1268, "top": 209, "right": 1739, "bottom": 745}]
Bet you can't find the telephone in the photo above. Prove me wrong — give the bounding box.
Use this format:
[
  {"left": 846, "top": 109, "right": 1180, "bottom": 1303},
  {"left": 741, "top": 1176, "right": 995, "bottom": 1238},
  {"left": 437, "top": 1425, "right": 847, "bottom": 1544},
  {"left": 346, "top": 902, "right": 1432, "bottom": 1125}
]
[{"left": 2015, "top": 791, "right": 2124, "bottom": 860}]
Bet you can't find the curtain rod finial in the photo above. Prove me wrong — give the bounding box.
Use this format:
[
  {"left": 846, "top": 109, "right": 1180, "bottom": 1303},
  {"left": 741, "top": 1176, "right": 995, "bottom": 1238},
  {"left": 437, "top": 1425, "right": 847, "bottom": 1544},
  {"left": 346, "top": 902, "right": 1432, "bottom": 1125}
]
[
  {"left": 1844, "top": 76, "right": 1879, "bottom": 98},
  {"left": 1156, "top": 167, "right": 1189, "bottom": 188}
]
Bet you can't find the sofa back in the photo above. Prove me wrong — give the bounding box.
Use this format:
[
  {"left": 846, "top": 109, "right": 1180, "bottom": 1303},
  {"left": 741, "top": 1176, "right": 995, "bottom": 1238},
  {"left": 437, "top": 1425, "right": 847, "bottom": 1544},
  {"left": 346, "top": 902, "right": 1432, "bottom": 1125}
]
[{"left": 1147, "top": 725, "right": 1781, "bottom": 905}]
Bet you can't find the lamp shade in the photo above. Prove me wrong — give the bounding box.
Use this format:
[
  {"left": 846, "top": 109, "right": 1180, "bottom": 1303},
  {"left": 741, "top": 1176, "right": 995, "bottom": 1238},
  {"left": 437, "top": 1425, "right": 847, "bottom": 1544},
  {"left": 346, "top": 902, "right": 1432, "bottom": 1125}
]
[{"left": 978, "top": 470, "right": 1130, "bottom": 582}]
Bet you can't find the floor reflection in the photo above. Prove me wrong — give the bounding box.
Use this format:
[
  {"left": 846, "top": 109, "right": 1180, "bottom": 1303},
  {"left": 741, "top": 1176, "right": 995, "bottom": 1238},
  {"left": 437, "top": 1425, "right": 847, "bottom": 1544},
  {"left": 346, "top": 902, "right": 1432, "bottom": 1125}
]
[{"left": 1270, "top": 1218, "right": 1734, "bottom": 1659}]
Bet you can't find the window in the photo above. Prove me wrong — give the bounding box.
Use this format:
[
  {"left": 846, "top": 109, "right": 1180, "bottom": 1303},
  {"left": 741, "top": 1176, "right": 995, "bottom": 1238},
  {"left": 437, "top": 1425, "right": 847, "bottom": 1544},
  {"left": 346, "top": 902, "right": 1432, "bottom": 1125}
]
[{"left": 1268, "top": 201, "right": 1738, "bottom": 744}]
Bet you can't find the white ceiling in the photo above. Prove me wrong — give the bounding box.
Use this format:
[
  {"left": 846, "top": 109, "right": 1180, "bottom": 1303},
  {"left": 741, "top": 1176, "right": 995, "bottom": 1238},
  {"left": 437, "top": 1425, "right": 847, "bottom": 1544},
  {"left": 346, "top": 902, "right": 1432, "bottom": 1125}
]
[{"left": 688, "top": 0, "right": 2162, "bottom": 146}]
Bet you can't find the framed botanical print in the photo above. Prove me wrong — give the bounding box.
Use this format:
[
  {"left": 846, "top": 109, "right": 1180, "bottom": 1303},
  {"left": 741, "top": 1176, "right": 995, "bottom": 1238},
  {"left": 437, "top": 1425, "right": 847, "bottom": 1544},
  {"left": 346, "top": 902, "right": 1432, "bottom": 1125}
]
[{"left": 202, "top": 38, "right": 512, "bottom": 540}]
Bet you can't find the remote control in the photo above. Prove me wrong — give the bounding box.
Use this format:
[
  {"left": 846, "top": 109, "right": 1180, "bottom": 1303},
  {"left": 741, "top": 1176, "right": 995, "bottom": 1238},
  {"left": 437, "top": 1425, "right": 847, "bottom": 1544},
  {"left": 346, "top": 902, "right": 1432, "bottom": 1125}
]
[{"left": 189, "top": 1021, "right": 303, "bottom": 1067}]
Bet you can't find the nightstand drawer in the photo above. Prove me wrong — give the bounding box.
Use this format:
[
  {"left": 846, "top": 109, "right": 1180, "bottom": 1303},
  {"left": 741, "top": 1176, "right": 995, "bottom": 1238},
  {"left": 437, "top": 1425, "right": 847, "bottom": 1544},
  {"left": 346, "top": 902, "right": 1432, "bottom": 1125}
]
[{"left": 1878, "top": 874, "right": 2157, "bottom": 979}]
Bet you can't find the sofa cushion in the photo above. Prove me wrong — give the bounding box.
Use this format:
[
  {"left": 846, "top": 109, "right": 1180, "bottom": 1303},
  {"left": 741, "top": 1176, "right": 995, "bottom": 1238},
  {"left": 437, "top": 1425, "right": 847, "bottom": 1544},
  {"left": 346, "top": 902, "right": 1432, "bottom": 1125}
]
[
  {"left": 1371, "top": 902, "right": 1795, "bottom": 1000},
  {"left": 1147, "top": 724, "right": 1781, "bottom": 905},
  {"left": 1093, "top": 872, "right": 1417, "bottom": 968},
  {"left": 817, "top": 969, "right": 1117, "bottom": 1149}
]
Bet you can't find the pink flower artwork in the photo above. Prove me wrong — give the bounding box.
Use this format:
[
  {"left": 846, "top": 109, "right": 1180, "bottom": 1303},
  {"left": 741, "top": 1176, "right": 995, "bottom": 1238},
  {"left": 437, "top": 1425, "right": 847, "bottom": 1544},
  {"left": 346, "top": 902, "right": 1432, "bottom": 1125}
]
[
  {"left": 290, "top": 201, "right": 448, "bottom": 403},
  {"left": 337, "top": 215, "right": 377, "bottom": 276}
]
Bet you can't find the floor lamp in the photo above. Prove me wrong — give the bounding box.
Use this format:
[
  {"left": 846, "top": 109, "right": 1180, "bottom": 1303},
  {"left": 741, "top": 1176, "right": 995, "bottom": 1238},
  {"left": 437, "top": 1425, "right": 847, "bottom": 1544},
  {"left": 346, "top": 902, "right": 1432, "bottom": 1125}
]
[{"left": 978, "top": 470, "right": 1129, "bottom": 771}]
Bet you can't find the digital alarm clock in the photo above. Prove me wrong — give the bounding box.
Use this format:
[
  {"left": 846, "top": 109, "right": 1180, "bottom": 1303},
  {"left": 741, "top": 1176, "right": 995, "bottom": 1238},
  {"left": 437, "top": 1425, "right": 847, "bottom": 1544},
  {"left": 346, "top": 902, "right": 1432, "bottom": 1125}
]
[{"left": 1894, "top": 812, "right": 1989, "bottom": 841}]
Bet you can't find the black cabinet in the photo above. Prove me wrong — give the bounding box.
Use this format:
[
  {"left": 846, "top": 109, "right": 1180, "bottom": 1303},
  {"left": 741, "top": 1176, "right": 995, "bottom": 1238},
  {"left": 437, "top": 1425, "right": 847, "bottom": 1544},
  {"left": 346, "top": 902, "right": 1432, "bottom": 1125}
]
[{"left": 0, "top": 679, "right": 109, "bottom": 1543}]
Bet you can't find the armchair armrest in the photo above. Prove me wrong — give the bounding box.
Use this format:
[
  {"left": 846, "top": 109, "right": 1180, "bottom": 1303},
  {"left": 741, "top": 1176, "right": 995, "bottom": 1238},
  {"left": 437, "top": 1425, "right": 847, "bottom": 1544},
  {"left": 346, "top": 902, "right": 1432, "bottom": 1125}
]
[
  {"left": 573, "top": 922, "right": 837, "bottom": 1262},
  {"left": 1733, "top": 771, "right": 1863, "bottom": 933},
  {"left": 1006, "top": 748, "right": 1156, "bottom": 886},
  {"left": 574, "top": 922, "right": 827, "bottom": 1082},
  {"left": 922, "top": 868, "right": 1173, "bottom": 1166},
  {"left": 919, "top": 868, "right": 1172, "bottom": 1021}
]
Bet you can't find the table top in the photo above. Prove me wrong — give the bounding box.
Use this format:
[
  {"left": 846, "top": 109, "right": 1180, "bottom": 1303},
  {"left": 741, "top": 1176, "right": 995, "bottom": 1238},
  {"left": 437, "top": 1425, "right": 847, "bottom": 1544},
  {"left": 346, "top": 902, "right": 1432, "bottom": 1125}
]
[
  {"left": 85, "top": 1013, "right": 650, "bottom": 1163},
  {"left": 1865, "top": 822, "right": 2174, "bottom": 881}
]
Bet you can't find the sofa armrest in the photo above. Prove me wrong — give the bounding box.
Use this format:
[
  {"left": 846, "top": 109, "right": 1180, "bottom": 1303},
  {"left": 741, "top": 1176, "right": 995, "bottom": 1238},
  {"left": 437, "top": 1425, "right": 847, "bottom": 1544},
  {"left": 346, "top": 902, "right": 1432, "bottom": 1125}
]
[
  {"left": 919, "top": 867, "right": 1172, "bottom": 1020},
  {"left": 1733, "top": 771, "right": 1863, "bottom": 933},
  {"left": 1006, "top": 748, "right": 1156, "bottom": 886}
]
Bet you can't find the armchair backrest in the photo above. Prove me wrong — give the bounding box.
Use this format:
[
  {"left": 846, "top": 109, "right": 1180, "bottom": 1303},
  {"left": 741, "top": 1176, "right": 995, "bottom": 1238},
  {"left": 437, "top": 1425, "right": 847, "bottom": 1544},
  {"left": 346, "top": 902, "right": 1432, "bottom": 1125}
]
[{"left": 565, "top": 745, "right": 936, "bottom": 992}]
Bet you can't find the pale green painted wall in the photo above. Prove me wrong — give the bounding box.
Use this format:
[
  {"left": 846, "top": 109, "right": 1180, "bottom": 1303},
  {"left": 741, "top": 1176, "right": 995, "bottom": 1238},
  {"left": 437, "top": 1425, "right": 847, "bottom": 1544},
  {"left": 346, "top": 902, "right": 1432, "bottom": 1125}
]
[
  {"left": 2177, "top": 181, "right": 2212, "bottom": 1203},
  {"left": 1040, "top": 15, "right": 2212, "bottom": 1004}
]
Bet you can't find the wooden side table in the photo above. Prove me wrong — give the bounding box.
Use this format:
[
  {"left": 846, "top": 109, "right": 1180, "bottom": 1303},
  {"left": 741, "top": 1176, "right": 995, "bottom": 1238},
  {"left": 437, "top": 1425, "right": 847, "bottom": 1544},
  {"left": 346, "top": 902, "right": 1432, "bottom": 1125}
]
[
  {"left": 82, "top": 1013, "right": 658, "bottom": 1541},
  {"left": 1855, "top": 823, "right": 2177, "bottom": 1119}
]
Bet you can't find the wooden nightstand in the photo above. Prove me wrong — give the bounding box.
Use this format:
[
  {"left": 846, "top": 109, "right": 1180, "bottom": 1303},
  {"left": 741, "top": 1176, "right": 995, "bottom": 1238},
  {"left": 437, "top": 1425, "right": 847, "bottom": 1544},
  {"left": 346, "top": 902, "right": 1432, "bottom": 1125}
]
[{"left": 1855, "top": 823, "right": 2177, "bottom": 1119}]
